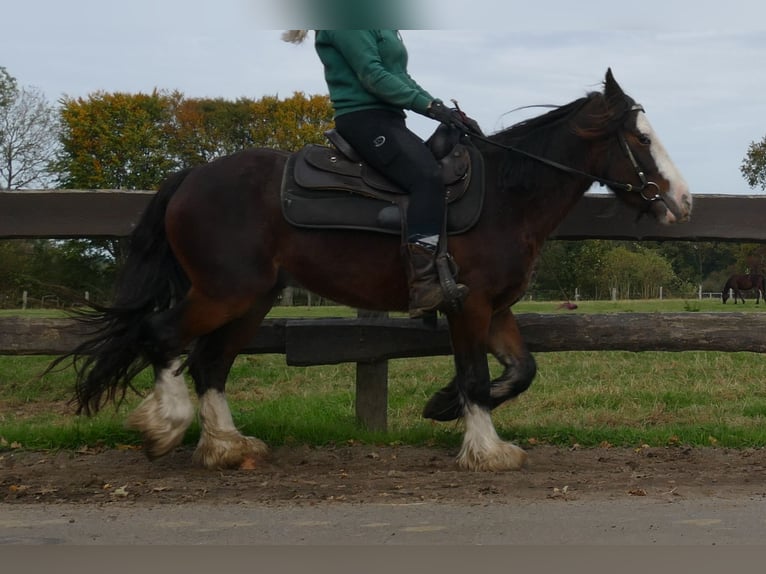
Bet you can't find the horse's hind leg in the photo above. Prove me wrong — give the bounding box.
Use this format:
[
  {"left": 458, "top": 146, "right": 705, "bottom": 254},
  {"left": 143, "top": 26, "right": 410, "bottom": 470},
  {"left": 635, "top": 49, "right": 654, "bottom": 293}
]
[
  {"left": 125, "top": 357, "right": 195, "bottom": 459},
  {"left": 124, "top": 300, "right": 204, "bottom": 459},
  {"left": 126, "top": 285, "right": 272, "bottom": 460},
  {"left": 189, "top": 291, "right": 280, "bottom": 469}
]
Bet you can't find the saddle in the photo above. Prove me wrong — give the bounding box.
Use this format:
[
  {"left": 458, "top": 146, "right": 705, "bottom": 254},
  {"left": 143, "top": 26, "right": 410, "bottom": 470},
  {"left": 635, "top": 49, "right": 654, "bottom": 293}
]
[{"left": 280, "top": 126, "right": 485, "bottom": 236}]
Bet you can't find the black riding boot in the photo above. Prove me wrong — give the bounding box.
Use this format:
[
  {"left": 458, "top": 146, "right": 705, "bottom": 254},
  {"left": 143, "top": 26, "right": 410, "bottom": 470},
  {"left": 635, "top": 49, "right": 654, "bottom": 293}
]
[{"left": 403, "top": 240, "right": 468, "bottom": 318}]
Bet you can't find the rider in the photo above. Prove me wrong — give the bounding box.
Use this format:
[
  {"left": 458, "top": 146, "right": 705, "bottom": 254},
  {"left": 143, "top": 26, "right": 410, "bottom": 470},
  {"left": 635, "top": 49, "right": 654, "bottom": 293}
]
[{"left": 283, "top": 29, "right": 477, "bottom": 318}]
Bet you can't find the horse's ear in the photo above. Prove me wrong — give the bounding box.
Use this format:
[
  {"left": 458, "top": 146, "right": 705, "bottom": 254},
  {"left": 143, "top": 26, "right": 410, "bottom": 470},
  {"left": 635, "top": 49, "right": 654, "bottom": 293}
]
[{"left": 604, "top": 68, "right": 624, "bottom": 100}]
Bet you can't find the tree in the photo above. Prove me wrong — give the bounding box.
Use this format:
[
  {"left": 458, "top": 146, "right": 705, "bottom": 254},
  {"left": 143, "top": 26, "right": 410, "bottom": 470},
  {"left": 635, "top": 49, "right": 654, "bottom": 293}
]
[
  {"left": 532, "top": 240, "right": 615, "bottom": 300},
  {"left": 170, "top": 96, "right": 254, "bottom": 166},
  {"left": 741, "top": 136, "right": 766, "bottom": 191},
  {"left": 248, "top": 92, "right": 334, "bottom": 152},
  {"left": 0, "top": 240, "right": 32, "bottom": 306},
  {"left": 0, "top": 70, "right": 58, "bottom": 190},
  {"left": 0, "top": 66, "right": 17, "bottom": 108},
  {"left": 55, "top": 90, "right": 179, "bottom": 190},
  {"left": 599, "top": 245, "right": 678, "bottom": 299},
  {"left": 55, "top": 90, "right": 334, "bottom": 187},
  {"left": 653, "top": 241, "right": 737, "bottom": 286}
]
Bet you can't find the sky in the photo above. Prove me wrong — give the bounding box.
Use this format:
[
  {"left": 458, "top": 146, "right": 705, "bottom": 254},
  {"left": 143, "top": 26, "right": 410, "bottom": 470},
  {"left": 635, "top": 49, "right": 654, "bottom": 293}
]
[{"left": 2, "top": 0, "right": 766, "bottom": 195}]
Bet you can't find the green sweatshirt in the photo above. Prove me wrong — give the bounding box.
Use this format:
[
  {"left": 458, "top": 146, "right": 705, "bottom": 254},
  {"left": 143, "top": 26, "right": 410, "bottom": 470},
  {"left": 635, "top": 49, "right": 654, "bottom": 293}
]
[{"left": 314, "top": 30, "right": 436, "bottom": 118}]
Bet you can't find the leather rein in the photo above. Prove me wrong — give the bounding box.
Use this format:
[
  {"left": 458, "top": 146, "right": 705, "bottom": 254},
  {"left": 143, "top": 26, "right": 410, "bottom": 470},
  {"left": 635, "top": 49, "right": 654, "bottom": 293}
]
[{"left": 465, "top": 104, "right": 663, "bottom": 204}]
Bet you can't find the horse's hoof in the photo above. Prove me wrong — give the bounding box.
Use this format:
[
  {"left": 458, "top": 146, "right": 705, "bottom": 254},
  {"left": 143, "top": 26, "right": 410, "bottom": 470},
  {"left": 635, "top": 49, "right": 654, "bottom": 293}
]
[
  {"left": 422, "top": 388, "right": 462, "bottom": 421},
  {"left": 456, "top": 441, "right": 528, "bottom": 472},
  {"left": 125, "top": 391, "right": 194, "bottom": 460},
  {"left": 192, "top": 433, "right": 270, "bottom": 470}
]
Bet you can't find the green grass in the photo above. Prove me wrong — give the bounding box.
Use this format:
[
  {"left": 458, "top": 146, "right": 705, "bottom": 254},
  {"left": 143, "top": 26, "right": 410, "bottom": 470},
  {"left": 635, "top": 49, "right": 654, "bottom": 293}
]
[
  {"left": 0, "top": 308, "right": 69, "bottom": 317},
  {"left": 512, "top": 298, "right": 765, "bottom": 314},
  {"left": 1, "top": 296, "right": 763, "bottom": 319},
  {"left": 1, "top": 301, "right": 766, "bottom": 452}
]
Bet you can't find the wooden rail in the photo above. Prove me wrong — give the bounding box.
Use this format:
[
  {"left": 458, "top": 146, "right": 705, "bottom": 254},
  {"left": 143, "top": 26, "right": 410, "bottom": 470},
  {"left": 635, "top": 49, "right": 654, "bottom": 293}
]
[
  {"left": 2, "top": 190, "right": 765, "bottom": 430},
  {"left": 2, "top": 191, "right": 766, "bottom": 242},
  {"left": 4, "top": 313, "right": 766, "bottom": 358}
]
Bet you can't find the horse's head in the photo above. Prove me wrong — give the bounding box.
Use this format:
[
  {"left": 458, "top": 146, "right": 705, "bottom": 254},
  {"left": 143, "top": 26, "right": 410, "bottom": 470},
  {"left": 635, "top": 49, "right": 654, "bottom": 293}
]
[{"left": 591, "top": 69, "right": 692, "bottom": 225}]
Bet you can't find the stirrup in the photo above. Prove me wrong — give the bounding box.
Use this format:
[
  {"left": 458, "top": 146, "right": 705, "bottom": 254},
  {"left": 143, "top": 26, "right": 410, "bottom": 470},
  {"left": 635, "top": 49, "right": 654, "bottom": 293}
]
[{"left": 435, "top": 252, "right": 468, "bottom": 313}]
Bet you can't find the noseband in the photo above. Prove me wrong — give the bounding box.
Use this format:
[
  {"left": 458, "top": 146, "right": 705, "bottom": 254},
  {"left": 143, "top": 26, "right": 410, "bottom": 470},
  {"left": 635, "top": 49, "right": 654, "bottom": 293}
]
[{"left": 468, "top": 103, "right": 663, "bottom": 206}]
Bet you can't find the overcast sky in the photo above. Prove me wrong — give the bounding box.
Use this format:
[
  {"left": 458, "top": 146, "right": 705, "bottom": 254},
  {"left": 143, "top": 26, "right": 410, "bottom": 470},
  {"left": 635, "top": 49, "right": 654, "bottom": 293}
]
[{"left": 3, "top": 0, "right": 766, "bottom": 195}]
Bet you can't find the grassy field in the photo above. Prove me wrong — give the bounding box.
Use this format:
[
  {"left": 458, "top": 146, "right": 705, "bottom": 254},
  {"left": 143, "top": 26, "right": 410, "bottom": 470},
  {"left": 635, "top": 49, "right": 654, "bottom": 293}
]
[{"left": 1, "top": 300, "right": 765, "bottom": 452}]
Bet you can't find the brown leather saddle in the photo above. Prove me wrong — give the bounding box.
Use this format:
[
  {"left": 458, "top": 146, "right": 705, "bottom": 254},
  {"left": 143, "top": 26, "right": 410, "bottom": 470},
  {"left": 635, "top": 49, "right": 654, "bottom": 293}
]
[{"left": 280, "top": 126, "right": 485, "bottom": 236}]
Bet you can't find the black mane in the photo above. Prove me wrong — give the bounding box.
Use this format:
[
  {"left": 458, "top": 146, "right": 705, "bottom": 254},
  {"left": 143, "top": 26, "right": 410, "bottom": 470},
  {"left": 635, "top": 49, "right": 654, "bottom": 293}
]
[
  {"left": 482, "top": 87, "right": 635, "bottom": 194},
  {"left": 492, "top": 95, "right": 593, "bottom": 145}
]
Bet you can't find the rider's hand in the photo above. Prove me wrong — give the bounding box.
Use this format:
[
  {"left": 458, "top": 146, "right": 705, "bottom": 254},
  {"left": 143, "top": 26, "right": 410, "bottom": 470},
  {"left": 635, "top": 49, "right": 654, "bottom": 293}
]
[{"left": 427, "top": 100, "right": 483, "bottom": 136}]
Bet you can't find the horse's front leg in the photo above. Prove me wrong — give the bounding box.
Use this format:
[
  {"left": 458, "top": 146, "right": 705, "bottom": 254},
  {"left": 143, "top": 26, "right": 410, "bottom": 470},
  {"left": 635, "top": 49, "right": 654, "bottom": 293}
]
[
  {"left": 435, "top": 304, "right": 527, "bottom": 471},
  {"left": 487, "top": 307, "right": 537, "bottom": 408},
  {"left": 423, "top": 308, "right": 536, "bottom": 414}
]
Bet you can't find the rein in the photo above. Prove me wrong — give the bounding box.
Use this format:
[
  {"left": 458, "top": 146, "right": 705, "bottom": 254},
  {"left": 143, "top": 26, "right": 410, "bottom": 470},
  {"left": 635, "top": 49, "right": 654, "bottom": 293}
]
[{"left": 465, "top": 104, "right": 662, "bottom": 204}]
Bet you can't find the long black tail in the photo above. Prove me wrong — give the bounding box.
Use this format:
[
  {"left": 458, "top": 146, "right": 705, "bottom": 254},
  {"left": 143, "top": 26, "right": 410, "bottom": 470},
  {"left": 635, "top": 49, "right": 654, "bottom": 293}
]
[{"left": 51, "top": 168, "right": 194, "bottom": 414}]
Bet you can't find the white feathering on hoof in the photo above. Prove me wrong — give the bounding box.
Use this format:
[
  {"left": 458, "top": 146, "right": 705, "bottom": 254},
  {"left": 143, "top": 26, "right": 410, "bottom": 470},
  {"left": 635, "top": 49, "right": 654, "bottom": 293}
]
[
  {"left": 193, "top": 389, "right": 269, "bottom": 469},
  {"left": 457, "top": 404, "right": 527, "bottom": 471},
  {"left": 125, "top": 358, "right": 194, "bottom": 459}
]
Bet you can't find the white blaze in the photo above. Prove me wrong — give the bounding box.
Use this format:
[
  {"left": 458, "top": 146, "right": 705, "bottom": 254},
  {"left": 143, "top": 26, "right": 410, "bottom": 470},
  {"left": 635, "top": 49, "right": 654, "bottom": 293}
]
[{"left": 636, "top": 112, "right": 692, "bottom": 222}]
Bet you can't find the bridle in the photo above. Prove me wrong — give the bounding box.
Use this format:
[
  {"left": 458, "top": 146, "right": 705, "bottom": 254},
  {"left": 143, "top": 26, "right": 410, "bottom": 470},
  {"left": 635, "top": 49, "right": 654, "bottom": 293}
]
[
  {"left": 614, "top": 105, "right": 662, "bottom": 202},
  {"left": 464, "top": 103, "right": 664, "bottom": 205}
]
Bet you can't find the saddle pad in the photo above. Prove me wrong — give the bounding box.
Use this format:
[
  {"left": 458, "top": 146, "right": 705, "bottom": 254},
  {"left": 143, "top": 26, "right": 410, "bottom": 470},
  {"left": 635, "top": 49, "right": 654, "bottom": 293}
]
[{"left": 281, "top": 144, "right": 485, "bottom": 236}]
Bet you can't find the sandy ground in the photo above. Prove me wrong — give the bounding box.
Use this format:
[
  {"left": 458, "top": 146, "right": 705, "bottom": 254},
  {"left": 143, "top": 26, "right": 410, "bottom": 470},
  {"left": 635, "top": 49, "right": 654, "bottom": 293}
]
[{"left": 3, "top": 443, "right": 766, "bottom": 506}]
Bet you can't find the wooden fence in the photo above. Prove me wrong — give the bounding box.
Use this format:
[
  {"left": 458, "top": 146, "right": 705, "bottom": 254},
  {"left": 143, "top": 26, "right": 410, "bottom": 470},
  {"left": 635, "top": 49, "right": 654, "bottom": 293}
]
[{"left": 2, "top": 191, "right": 766, "bottom": 430}]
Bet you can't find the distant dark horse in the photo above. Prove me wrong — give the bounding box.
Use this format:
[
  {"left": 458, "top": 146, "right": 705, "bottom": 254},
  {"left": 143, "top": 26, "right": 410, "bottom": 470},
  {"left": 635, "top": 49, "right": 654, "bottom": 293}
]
[
  {"left": 54, "top": 70, "right": 691, "bottom": 471},
  {"left": 722, "top": 273, "right": 765, "bottom": 304}
]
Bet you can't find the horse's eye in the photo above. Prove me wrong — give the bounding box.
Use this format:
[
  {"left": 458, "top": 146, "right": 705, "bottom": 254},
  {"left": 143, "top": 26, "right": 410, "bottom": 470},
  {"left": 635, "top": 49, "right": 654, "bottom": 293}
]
[{"left": 637, "top": 134, "right": 651, "bottom": 146}]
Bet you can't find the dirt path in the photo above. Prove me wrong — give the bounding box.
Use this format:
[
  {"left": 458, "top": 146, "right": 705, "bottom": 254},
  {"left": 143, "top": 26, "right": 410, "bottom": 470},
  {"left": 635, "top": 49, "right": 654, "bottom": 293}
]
[{"left": 3, "top": 444, "right": 766, "bottom": 506}]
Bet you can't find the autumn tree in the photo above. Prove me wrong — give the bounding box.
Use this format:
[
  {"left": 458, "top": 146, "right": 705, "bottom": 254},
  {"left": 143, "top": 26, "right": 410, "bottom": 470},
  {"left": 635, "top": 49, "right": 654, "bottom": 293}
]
[
  {"left": 170, "top": 91, "right": 333, "bottom": 166},
  {"left": 55, "top": 90, "right": 179, "bottom": 190},
  {"left": 171, "top": 96, "right": 256, "bottom": 166},
  {"left": 248, "top": 92, "right": 334, "bottom": 152},
  {"left": 55, "top": 90, "right": 334, "bottom": 187}
]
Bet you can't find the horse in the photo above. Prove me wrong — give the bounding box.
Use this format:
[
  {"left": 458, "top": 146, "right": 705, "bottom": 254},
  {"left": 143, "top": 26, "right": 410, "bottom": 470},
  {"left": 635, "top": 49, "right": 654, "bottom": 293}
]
[
  {"left": 55, "top": 69, "right": 691, "bottom": 472},
  {"left": 721, "top": 273, "right": 765, "bottom": 304}
]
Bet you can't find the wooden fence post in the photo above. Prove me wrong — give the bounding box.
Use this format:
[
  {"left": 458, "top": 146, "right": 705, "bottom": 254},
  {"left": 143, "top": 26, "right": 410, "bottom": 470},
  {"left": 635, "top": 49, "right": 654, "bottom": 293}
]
[{"left": 354, "top": 310, "right": 388, "bottom": 431}]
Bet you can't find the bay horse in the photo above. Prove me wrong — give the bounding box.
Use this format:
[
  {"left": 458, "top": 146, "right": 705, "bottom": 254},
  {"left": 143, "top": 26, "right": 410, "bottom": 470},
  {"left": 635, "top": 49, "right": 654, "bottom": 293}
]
[
  {"left": 722, "top": 273, "right": 765, "bottom": 304},
  {"left": 57, "top": 69, "right": 691, "bottom": 471}
]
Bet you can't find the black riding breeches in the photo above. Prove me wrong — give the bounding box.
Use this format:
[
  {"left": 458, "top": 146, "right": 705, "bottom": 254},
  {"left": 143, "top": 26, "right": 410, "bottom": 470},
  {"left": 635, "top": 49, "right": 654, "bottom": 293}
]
[{"left": 334, "top": 109, "right": 444, "bottom": 240}]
